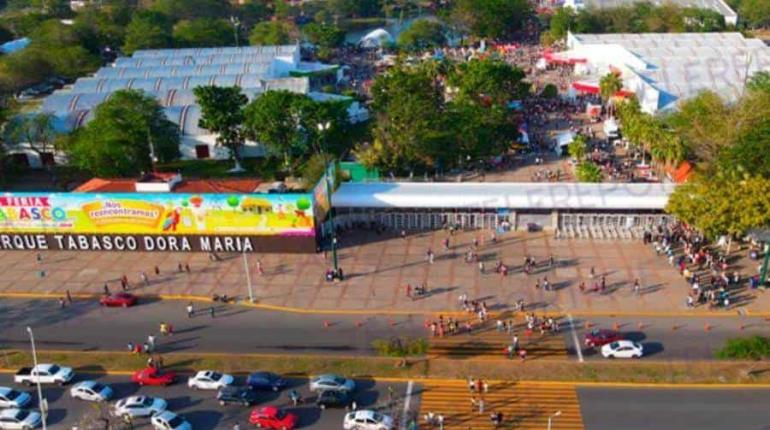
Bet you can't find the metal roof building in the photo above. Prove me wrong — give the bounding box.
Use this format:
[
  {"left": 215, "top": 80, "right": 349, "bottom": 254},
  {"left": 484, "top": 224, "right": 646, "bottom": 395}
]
[
  {"left": 332, "top": 182, "right": 676, "bottom": 210},
  {"left": 561, "top": 32, "right": 770, "bottom": 113},
  {"left": 562, "top": 0, "right": 738, "bottom": 25}
]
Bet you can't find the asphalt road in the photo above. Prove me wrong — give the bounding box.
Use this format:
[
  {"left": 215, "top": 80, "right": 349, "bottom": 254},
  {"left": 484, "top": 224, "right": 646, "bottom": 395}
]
[
  {"left": 1, "top": 299, "right": 765, "bottom": 360},
  {"left": 564, "top": 316, "right": 770, "bottom": 360},
  {"left": 578, "top": 387, "right": 770, "bottom": 430},
  {"left": 0, "top": 373, "right": 417, "bottom": 430},
  {"left": 0, "top": 299, "right": 425, "bottom": 356}
]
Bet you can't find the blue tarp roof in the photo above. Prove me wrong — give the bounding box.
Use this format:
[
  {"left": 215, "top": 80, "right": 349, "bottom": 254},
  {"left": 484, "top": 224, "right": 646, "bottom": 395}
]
[{"left": 0, "top": 37, "right": 30, "bottom": 54}]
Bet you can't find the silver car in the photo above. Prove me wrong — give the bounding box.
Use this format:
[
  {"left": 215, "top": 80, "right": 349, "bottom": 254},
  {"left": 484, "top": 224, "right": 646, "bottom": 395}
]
[{"left": 309, "top": 374, "right": 355, "bottom": 393}]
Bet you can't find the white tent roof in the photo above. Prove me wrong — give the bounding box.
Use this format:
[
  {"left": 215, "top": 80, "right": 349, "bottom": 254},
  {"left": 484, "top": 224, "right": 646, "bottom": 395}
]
[
  {"left": 332, "top": 182, "right": 676, "bottom": 210},
  {"left": 556, "top": 131, "right": 575, "bottom": 147},
  {"left": 359, "top": 29, "right": 394, "bottom": 48}
]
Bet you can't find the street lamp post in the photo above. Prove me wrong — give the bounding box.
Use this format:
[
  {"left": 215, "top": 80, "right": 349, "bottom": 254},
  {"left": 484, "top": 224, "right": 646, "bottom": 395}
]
[
  {"left": 26, "top": 327, "right": 46, "bottom": 430},
  {"left": 317, "top": 122, "right": 339, "bottom": 275},
  {"left": 242, "top": 250, "right": 255, "bottom": 303},
  {"left": 547, "top": 410, "right": 561, "bottom": 430}
]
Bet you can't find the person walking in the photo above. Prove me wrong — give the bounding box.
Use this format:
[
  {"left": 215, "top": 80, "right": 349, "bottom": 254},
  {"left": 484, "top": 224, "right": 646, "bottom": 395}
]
[
  {"left": 177, "top": 262, "right": 184, "bottom": 273},
  {"left": 186, "top": 302, "right": 194, "bottom": 318},
  {"left": 437, "top": 413, "right": 444, "bottom": 430},
  {"left": 154, "top": 266, "right": 160, "bottom": 276},
  {"left": 66, "top": 290, "right": 72, "bottom": 305},
  {"left": 147, "top": 335, "right": 156, "bottom": 352},
  {"left": 58, "top": 297, "right": 66, "bottom": 308},
  {"left": 634, "top": 278, "right": 641, "bottom": 296},
  {"left": 120, "top": 275, "right": 128, "bottom": 291},
  {"left": 140, "top": 271, "right": 149, "bottom": 286},
  {"left": 209, "top": 306, "right": 215, "bottom": 318},
  {"left": 103, "top": 283, "right": 109, "bottom": 295},
  {"left": 185, "top": 263, "right": 191, "bottom": 273}
]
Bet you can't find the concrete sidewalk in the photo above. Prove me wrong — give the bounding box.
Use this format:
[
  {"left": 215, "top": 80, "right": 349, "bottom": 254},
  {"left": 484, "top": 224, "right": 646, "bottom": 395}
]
[{"left": 0, "top": 230, "right": 765, "bottom": 316}]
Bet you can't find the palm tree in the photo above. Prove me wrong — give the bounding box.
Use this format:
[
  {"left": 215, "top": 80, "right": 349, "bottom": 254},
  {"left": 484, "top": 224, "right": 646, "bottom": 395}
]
[{"left": 599, "top": 72, "right": 623, "bottom": 115}]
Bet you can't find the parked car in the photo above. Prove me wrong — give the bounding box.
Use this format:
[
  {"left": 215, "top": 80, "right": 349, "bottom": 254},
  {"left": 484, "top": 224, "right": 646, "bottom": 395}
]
[
  {"left": 69, "top": 381, "right": 113, "bottom": 402},
  {"left": 0, "top": 388, "right": 31, "bottom": 409},
  {"left": 249, "top": 406, "right": 297, "bottom": 430},
  {"left": 246, "top": 372, "right": 286, "bottom": 392},
  {"left": 131, "top": 368, "right": 176, "bottom": 386},
  {"left": 316, "top": 390, "right": 353, "bottom": 410},
  {"left": 216, "top": 386, "right": 259, "bottom": 406},
  {"left": 150, "top": 411, "right": 192, "bottom": 430},
  {"left": 188, "top": 370, "right": 234, "bottom": 390},
  {"left": 309, "top": 374, "right": 355, "bottom": 393},
  {"left": 584, "top": 329, "right": 623, "bottom": 348},
  {"left": 114, "top": 396, "right": 167, "bottom": 418},
  {"left": 99, "top": 292, "right": 137, "bottom": 307},
  {"left": 601, "top": 340, "right": 643, "bottom": 359},
  {"left": 0, "top": 408, "right": 41, "bottom": 430},
  {"left": 343, "top": 410, "right": 393, "bottom": 430},
  {"left": 14, "top": 364, "right": 74, "bottom": 386}
]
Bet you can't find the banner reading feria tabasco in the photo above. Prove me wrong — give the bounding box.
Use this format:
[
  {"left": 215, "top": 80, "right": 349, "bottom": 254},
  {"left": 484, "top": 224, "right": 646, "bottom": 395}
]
[{"left": 0, "top": 192, "right": 316, "bottom": 252}]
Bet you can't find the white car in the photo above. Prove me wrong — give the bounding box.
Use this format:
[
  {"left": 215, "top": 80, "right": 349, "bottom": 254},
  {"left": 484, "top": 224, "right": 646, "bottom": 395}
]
[
  {"left": 0, "top": 388, "right": 31, "bottom": 409},
  {"left": 114, "top": 396, "right": 167, "bottom": 418},
  {"left": 0, "top": 408, "right": 41, "bottom": 430},
  {"left": 70, "top": 381, "right": 113, "bottom": 402},
  {"left": 601, "top": 340, "right": 644, "bottom": 359},
  {"left": 343, "top": 410, "right": 393, "bottom": 430},
  {"left": 151, "top": 411, "right": 192, "bottom": 430},
  {"left": 309, "top": 374, "right": 356, "bottom": 393},
  {"left": 187, "top": 370, "right": 234, "bottom": 390}
]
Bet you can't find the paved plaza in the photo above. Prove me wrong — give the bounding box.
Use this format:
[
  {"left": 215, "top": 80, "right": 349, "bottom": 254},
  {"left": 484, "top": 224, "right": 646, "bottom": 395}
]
[{"left": 0, "top": 231, "right": 765, "bottom": 315}]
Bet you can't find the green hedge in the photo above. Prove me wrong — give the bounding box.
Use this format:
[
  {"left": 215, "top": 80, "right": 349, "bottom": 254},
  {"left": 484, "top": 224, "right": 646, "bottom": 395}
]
[{"left": 716, "top": 336, "right": 770, "bottom": 360}]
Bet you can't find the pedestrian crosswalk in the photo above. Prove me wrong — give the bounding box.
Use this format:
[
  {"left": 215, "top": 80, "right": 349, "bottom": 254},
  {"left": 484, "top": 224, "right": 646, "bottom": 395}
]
[
  {"left": 418, "top": 380, "right": 584, "bottom": 430},
  {"left": 428, "top": 315, "right": 568, "bottom": 360}
]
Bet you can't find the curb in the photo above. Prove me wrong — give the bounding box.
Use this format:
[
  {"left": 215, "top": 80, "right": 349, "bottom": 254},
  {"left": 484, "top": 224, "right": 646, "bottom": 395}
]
[{"left": 1, "top": 292, "right": 767, "bottom": 318}]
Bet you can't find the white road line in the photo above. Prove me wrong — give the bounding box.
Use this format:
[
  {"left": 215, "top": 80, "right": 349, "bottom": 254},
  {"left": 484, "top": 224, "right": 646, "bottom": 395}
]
[
  {"left": 567, "top": 313, "right": 584, "bottom": 363},
  {"left": 401, "top": 380, "right": 414, "bottom": 429}
]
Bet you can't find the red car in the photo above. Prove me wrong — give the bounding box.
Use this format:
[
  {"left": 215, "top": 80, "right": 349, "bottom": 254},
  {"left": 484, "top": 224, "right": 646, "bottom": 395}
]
[
  {"left": 584, "top": 329, "right": 623, "bottom": 348},
  {"left": 249, "top": 406, "right": 297, "bottom": 430},
  {"left": 100, "top": 292, "right": 137, "bottom": 307},
  {"left": 131, "top": 367, "right": 177, "bottom": 386}
]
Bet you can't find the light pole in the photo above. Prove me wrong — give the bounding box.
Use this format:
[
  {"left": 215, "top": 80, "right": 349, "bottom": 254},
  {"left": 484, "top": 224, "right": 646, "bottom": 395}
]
[
  {"left": 760, "top": 243, "right": 769, "bottom": 286},
  {"left": 230, "top": 16, "right": 241, "bottom": 48},
  {"left": 317, "top": 121, "right": 339, "bottom": 275},
  {"left": 547, "top": 410, "right": 562, "bottom": 430},
  {"left": 26, "top": 327, "right": 46, "bottom": 430},
  {"left": 242, "top": 250, "right": 255, "bottom": 303}
]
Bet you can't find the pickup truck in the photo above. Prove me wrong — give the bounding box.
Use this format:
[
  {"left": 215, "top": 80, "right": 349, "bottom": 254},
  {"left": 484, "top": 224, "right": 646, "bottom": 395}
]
[{"left": 14, "top": 364, "right": 74, "bottom": 386}]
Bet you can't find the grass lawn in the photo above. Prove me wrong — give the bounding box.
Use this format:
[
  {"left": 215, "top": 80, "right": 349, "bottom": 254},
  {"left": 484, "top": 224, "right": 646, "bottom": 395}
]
[{"left": 4, "top": 349, "right": 770, "bottom": 385}]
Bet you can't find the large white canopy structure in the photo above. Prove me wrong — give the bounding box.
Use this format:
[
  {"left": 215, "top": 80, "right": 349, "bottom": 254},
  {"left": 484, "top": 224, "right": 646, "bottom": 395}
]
[
  {"left": 563, "top": 32, "right": 770, "bottom": 113},
  {"left": 332, "top": 182, "right": 676, "bottom": 210},
  {"left": 359, "top": 29, "right": 394, "bottom": 48}
]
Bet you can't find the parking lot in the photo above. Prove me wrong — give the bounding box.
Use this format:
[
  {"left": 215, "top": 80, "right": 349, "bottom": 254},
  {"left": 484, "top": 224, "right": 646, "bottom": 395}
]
[{"left": 0, "top": 373, "right": 417, "bottom": 429}]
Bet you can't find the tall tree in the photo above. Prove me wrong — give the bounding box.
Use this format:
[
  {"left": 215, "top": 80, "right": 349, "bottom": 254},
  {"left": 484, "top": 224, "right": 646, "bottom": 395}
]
[
  {"left": 248, "top": 21, "right": 294, "bottom": 46},
  {"left": 193, "top": 85, "right": 249, "bottom": 171},
  {"left": 63, "top": 90, "right": 180, "bottom": 177},
  {"left": 122, "top": 11, "right": 173, "bottom": 55},
  {"left": 359, "top": 62, "right": 451, "bottom": 173},
  {"left": 449, "top": 57, "right": 528, "bottom": 105},
  {"left": 450, "top": 0, "right": 532, "bottom": 39},
  {"left": 599, "top": 72, "right": 623, "bottom": 104},
  {"left": 3, "top": 112, "right": 57, "bottom": 165},
  {"left": 173, "top": 18, "right": 234, "bottom": 47},
  {"left": 243, "top": 90, "right": 311, "bottom": 171},
  {"left": 397, "top": 19, "right": 445, "bottom": 51}
]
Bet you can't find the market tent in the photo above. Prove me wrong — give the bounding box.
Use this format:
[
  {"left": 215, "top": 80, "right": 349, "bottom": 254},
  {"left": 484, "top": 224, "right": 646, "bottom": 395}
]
[{"left": 359, "top": 29, "right": 394, "bottom": 48}]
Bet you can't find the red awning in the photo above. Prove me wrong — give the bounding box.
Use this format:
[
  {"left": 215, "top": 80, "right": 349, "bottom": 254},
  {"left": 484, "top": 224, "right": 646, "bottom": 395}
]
[
  {"left": 543, "top": 52, "right": 587, "bottom": 65},
  {"left": 572, "top": 82, "right": 600, "bottom": 94}
]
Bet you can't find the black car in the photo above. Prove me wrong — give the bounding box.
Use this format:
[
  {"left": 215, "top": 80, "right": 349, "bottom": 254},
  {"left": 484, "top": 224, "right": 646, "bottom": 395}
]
[
  {"left": 216, "top": 386, "right": 259, "bottom": 406},
  {"left": 316, "top": 390, "right": 353, "bottom": 409}
]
